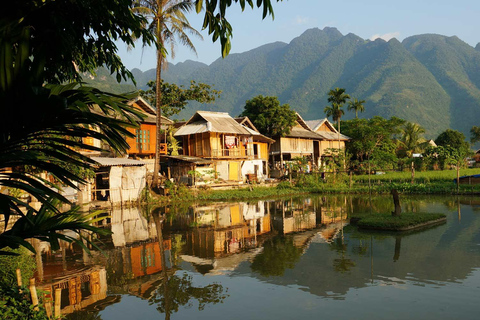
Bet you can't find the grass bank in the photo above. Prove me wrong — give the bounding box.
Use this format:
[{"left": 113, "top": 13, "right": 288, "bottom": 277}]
[
  {"left": 148, "top": 169, "right": 480, "bottom": 203},
  {"left": 350, "top": 213, "right": 447, "bottom": 231}
]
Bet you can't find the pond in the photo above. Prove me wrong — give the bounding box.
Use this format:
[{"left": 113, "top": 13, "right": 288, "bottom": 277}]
[{"left": 37, "top": 195, "right": 480, "bottom": 320}]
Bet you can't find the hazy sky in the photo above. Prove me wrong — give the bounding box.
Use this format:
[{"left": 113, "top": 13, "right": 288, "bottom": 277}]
[{"left": 118, "top": 0, "right": 480, "bottom": 71}]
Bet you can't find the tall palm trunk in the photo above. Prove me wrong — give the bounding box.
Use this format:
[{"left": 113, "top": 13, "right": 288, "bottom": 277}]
[{"left": 153, "top": 15, "right": 164, "bottom": 187}]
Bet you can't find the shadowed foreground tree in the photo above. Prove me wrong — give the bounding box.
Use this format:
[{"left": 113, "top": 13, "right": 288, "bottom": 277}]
[
  {"left": 240, "top": 95, "right": 296, "bottom": 137},
  {"left": 1, "top": 1, "right": 149, "bottom": 253}
]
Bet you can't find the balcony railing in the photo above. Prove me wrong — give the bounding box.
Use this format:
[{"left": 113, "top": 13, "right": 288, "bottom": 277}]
[{"left": 210, "top": 148, "right": 254, "bottom": 158}]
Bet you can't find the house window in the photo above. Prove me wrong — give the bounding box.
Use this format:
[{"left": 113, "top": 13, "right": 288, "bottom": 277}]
[{"left": 136, "top": 129, "right": 150, "bottom": 152}]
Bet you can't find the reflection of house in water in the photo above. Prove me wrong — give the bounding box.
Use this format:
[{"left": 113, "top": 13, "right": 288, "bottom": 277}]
[
  {"left": 271, "top": 199, "right": 318, "bottom": 234},
  {"left": 181, "top": 202, "right": 271, "bottom": 259},
  {"left": 39, "top": 266, "right": 114, "bottom": 315},
  {"left": 108, "top": 207, "right": 172, "bottom": 278},
  {"left": 270, "top": 198, "right": 349, "bottom": 241}
]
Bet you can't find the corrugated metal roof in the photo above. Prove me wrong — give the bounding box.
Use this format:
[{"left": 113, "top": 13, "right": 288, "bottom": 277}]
[
  {"left": 163, "top": 155, "right": 213, "bottom": 164},
  {"left": 304, "top": 119, "right": 326, "bottom": 132},
  {"left": 91, "top": 157, "right": 146, "bottom": 167},
  {"left": 304, "top": 118, "right": 350, "bottom": 140},
  {"left": 175, "top": 111, "right": 251, "bottom": 136}
]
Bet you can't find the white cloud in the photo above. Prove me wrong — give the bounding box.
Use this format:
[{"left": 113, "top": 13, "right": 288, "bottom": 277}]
[
  {"left": 370, "top": 32, "right": 401, "bottom": 41},
  {"left": 294, "top": 16, "right": 310, "bottom": 25}
]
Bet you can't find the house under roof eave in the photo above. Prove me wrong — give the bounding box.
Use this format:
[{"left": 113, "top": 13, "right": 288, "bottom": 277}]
[{"left": 174, "top": 111, "right": 251, "bottom": 136}]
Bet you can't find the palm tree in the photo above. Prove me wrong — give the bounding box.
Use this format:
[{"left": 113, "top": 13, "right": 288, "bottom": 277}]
[
  {"left": 324, "top": 88, "right": 350, "bottom": 134},
  {"left": 400, "top": 122, "right": 426, "bottom": 157},
  {"left": 348, "top": 98, "right": 366, "bottom": 118},
  {"left": 133, "top": 0, "right": 202, "bottom": 186},
  {"left": 325, "top": 88, "right": 350, "bottom": 154}
]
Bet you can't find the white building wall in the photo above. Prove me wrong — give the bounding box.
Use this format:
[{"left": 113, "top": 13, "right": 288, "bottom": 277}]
[
  {"left": 241, "top": 160, "right": 265, "bottom": 181},
  {"left": 216, "top": 161, "right": 229, "bottom": 181}
]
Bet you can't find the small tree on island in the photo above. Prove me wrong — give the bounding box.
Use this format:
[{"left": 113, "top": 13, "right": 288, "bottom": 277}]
[{"left": 240, "top": 95, "right": 297, "bottom": 137}]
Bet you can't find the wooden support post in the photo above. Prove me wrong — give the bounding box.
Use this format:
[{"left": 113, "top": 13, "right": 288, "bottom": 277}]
[
  {"left": 29, "top": 278, "right": 39, "bottom": 311},
  {"left": 45, "top": 303, "right": 53, "bottom": 319},
  {"left": 54, "top": 288, "right": 62, "bottom": 318},
  {"left": 16, "top": 268, "right": 22, "bottom": 287},
  {"left": 411, "top": 161, "right": 415, "bottom": 184}
]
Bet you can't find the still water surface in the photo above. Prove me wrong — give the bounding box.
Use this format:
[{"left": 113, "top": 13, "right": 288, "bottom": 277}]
[{"left": 38, "top": 195, "right": 480, "bottom": 319}]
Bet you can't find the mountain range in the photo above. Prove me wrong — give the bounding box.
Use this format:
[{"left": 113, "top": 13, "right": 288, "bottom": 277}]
[{"left": 86, "top": 27, "right": 480, "bottom": 139}]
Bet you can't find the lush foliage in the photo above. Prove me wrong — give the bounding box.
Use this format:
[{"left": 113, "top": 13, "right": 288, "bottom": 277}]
[
  {"left": 398, "top": 122, "right": 426, "bottom": 157},
  {"left": 0, "top": 285, "right": 49, "bottom": 320},
  {"left": 240, "top": 95, "right": 297, "bottom": 137},
  {"left": 4, "top": 0, "right": 153, "bottom": 83},
  {"left": 435, "top": 129, "right": 470, "bottom": 154},
  {"left": 341, "top": 116, "right": 405, "bottom": 168},
  {"left": 0, "top": 199, "right": 111, "bottom": 255},
  {"left": 140, "top": 80, "right": 221, "bottom": 117},
  {"left": 0, "top": 247, "right": 36, "bottom": 287}
]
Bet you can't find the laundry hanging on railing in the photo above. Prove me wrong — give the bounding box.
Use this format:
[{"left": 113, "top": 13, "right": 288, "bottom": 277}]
[{"left": 225, "top": 136, "right": 236, "bottom": 149}]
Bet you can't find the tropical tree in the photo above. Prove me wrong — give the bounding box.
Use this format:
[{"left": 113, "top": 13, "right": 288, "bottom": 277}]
[
  {"left": 240, "top": 95, "right": 297, "bottom": 137},
  {"left": 324, "top": 88, "right": 350, "bottom": 134},
  {"left": 347, "top": 98, "right": 366, "bottom": 118},
  {"left": 140, "top": 80, "right": 221, "bottom": 118},
  {"left": 470, "top": 126, "right": 480, "bottom": 144},
  {"left": 133, "top": 0, "right": 202, "bottom": 186},
  {"left": 435, "top": 129, "right": 470, "bottom": 154},
  {"left": 399, "top": 122, "right": 426, "bottom": 157}
]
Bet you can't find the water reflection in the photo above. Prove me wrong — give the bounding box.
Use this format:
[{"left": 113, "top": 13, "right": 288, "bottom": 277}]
[{"left": 34, "top": 195, "right": 480, "bottom": 319}]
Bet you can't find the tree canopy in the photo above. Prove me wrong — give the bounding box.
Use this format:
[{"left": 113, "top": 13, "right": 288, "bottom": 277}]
[
  {"left": 4, "top": 0, "right": 154, "bottom": 83},
  {"left": 435, "top": 129, "right": 470, "bottom": 153},
  {"left": 341, "top": 117, "right": 405, "bottom": 168},
  {"left": 240, "top": 95, "right": 297, "bottom": 137},
  {"left": 140, "top": 80, "right": 221, "bottom": 118}
]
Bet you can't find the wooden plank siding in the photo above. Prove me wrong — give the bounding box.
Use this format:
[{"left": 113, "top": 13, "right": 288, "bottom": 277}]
[
  {"left": 182, "top": 132, "right": 255, "bottom": 159},
  {"left": 271, "top": 137, "right": 314, "bottom": 155}
]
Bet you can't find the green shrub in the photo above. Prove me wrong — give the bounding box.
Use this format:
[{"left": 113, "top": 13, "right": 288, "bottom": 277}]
[
  {"left": 0, "top": 285, "right": 48, "bottom": 320},
  {"left": 0, "top": 247, "right": 36, "bottom": 287},
  {"left": 276, "top": 181, "right": 293, "bottom": 189}
]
